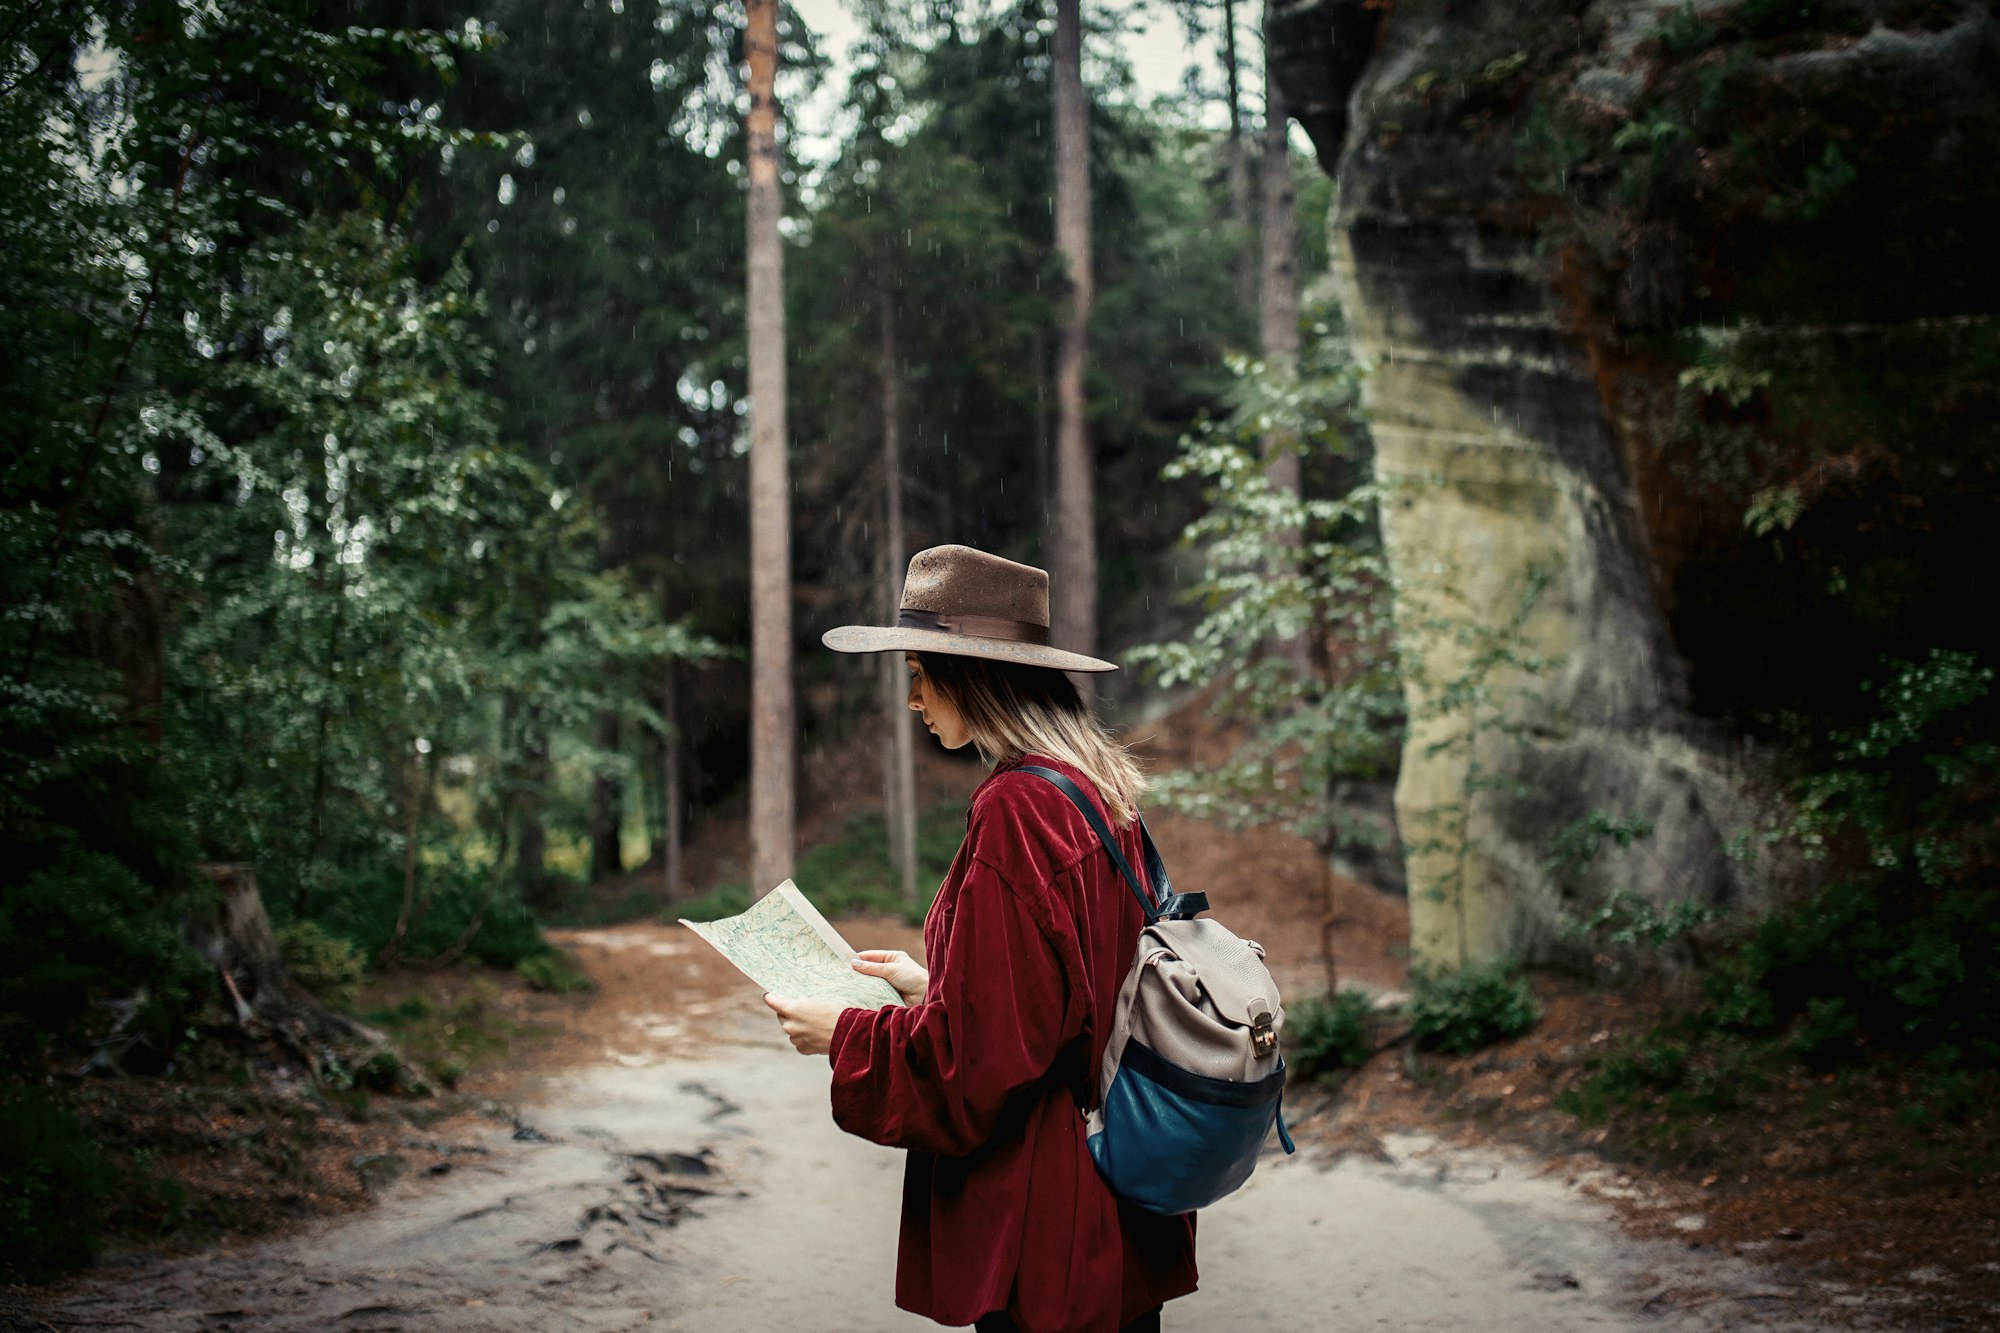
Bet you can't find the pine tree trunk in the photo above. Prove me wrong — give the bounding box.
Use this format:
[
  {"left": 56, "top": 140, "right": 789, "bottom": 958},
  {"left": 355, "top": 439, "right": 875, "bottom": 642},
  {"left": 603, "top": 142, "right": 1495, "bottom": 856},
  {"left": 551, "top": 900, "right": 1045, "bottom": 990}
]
[
  {"left": 879, "top": 301, "right": 919, "bottom": 904},
  {"left": 662, "top": 659, "right": 683, "bottom": 903},
  {"left": 1033, "top": 330, "right": 1051, "bottom": 526},
  {"left": 1051, "top": 0, "right": 1096, "bottom": 693},
  {"left": 516, "top": 752, "right": 548, "bottom": 904},
  {"left": 590, "top": 711, "right": 623, "bottom": 882},
  {"left": 745, "top": 0, "right": 795, "bottom": 898},
  {"left": 1259, "top": 9, "right": 1300, "bottom": 422},
  {"left": 515, "top": 702, "right": 550, "bottom": 908},
  {"left": 1223, "top": 0, "right": 1253, "bottom": 308},
  {"left": 1261, "top": 8, "right": 1308, "bottom": 673}
]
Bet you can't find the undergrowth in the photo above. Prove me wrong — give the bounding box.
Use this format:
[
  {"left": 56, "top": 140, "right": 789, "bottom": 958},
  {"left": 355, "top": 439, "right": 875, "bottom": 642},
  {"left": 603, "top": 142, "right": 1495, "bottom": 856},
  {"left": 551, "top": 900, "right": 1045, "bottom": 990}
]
[
  {"left": 1284, "top": 989, "right": 1379, "bottom": 1082},
  {"left": 675, "top": 798, "right": 969, "bottom": 926},
  {"left": 0, "top": 1083, "right": 116, "bottom": 1279},
  {"left": 1561, "top": 651, "right": 1999, "bottom": 1145},
  {"left": 1408, "top": 963, "right": 1542, "bottom": 1055}
]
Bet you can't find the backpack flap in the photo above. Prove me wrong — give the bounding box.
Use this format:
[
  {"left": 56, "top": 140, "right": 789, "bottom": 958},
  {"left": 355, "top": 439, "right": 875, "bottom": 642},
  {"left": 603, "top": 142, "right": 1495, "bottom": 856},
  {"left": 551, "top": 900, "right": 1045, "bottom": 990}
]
[{"left": 1126, "top": 920, "right": 1286, "bottom": 1082}]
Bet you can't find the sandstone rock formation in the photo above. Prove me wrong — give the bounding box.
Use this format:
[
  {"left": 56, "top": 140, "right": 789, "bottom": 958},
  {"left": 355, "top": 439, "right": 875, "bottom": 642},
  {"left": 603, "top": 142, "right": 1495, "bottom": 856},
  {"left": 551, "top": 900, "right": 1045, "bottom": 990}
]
[{"left": 1271, "top": 0, "right": 2000, "bottom": 968}]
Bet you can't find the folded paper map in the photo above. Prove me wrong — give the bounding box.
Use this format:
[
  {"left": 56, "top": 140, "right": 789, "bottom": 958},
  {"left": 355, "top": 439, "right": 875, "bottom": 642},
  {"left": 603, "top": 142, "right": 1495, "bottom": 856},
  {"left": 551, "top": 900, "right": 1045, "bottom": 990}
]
[{"left": 680, "top": 879, "right": 904, "bottom": 1010}]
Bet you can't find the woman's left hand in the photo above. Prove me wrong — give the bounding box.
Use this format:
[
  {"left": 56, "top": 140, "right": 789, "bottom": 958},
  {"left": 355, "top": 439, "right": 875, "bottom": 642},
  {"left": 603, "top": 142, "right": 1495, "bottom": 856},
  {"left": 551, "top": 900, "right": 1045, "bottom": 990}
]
[{"left": 764, "top": 993, "right": 847, "bottom": 1056}]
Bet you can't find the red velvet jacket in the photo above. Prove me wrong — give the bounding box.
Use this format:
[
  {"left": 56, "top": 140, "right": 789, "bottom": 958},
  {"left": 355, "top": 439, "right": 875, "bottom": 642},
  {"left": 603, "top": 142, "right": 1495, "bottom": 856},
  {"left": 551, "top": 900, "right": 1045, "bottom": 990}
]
[{"left": 828, "top": 756, "right": 1198, "bottom": 1332}]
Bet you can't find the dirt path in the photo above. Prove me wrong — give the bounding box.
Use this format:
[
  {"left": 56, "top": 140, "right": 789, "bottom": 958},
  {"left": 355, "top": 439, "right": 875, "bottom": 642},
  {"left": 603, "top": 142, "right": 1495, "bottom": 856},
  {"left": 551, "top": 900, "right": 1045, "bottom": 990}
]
[{"left": 27, "top": 923, "right": 1863, "bottom": 1332}]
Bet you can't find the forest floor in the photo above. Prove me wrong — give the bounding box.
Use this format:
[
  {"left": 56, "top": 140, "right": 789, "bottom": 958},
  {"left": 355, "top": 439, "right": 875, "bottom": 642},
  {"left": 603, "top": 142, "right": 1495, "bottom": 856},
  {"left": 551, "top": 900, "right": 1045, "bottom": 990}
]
[{"left": 8, "top": 704, "right": 1996, "bottom": 1330}]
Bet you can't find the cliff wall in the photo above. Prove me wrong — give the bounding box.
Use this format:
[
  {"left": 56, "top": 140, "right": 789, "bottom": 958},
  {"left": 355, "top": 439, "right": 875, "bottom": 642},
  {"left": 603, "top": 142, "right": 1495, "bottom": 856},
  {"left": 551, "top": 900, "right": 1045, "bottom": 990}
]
[{"left": 1272, "top": 0, "right": 2000, "bottom": 967}]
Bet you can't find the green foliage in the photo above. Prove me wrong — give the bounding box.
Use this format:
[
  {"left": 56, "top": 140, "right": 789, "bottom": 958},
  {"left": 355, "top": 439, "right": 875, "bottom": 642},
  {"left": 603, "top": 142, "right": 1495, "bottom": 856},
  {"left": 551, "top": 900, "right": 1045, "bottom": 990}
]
[
  {"left": 1130, "top": 308, "right": 1403, "bottom": 848},
  {"left": 680, "top": 799, "right": 969, "bottom": 927},
  {"left": 0, "top": 850, "right": 206, "bottom": 1062},
  {"left": 1782, "top": 651, "right": 1997, "bottom": 889},
  {"left": 361, "top": 981, "right": 521, "bottom": 1082},
  {"left": 160, "top": 214, "right": 717, "bottom": 937},
  {"left": 1704, "top": 874, "right": 2000, "bottom": 1068},
  {"left": 1732, "top": 654, "right": 1998, "bottom": 1065},
  {"left": 1284, "top": 989, "right": 1379, "bottom": 1082},
  {"left": 1407, "top": 964, "right": 1542, "bottom": 1055},
  {"left": 1574, "top": 650, "right": 2000, "bottom": 1136},
  {"left": 786, "top": 0, "right": 1261, "bottom": 696},
  {"left": 1547, "top": 811, "right": 1717, "bottom": 951},
  {"left": 320, "top": 861, "right": 549, "bottom": 971},
  {"left": 1555, "top": 1026, "right": 1764, "bottom": 1130},
  {"left": 1561, "top": 888, "right": 1716, "bottom": 952},
  {"left": 516, "top": 949, "right": 595, "bottom": 995},
  {"left": 276, "top": 921, "right": 367, "bottom": 1009},
  {"left": 0, "top": 0, "right": 626, "bottom": 1048},
  {"left": 0, "top": 1084, "right": 117, "bottom": 1279},
  {"left": 670, "top": 882, "right": 756, "bottom": 926},
  {"left": 1766, "top": 142, "right": 1857, "bottom": 224}
]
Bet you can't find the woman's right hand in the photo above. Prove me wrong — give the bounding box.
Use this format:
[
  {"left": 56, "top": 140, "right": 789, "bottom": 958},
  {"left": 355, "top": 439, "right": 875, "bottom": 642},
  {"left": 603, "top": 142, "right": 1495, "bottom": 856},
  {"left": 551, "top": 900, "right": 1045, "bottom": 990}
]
[{"left": 852, "top": 949, "right": 929, "bottom": 1006}]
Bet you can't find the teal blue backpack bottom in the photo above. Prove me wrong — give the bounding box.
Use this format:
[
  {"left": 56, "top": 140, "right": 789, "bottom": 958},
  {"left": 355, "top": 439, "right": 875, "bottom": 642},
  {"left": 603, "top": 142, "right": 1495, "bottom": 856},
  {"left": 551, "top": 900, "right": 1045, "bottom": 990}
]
[{"left": 1087, "top": 1039, "right": 1296, "bottom": 1216}]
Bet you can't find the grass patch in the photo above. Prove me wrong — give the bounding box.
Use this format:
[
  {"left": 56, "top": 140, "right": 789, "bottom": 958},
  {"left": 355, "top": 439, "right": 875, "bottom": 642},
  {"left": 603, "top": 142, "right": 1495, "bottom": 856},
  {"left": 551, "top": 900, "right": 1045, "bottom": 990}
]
[
  {"left": 360, "top": 979, "right": 535, "bottom": 1089},
  {"left": 516, "top": 948, "right": 594, "bottom": 995}
]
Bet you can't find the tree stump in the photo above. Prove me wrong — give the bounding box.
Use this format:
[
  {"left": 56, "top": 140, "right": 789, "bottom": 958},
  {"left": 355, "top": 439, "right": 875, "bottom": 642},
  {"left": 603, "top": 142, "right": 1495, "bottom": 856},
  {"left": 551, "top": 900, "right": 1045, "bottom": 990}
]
[{"left": 185, "top": 864, "right": 418, "bottom": 1093}]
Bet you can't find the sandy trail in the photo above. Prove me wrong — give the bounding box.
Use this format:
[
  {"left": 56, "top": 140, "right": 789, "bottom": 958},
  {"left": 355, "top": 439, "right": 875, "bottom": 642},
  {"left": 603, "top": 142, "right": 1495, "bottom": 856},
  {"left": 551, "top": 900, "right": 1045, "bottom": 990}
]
[{"left": 31, "top": 926, "right": 1850, "bottom": 1332}]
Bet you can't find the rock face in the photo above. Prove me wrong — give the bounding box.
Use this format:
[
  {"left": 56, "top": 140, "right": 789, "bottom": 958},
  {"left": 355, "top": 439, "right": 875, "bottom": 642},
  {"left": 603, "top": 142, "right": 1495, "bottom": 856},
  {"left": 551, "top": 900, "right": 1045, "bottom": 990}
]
[{"left": 1271, "top": 0, "right": 2000, "bottom": 967}]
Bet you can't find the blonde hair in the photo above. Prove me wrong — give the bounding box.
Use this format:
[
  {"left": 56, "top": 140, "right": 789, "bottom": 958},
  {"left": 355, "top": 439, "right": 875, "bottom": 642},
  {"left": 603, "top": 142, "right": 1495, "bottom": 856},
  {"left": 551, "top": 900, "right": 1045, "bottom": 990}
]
[{"left": 917, "top": 653, "right": 1147, "bottom": 826}]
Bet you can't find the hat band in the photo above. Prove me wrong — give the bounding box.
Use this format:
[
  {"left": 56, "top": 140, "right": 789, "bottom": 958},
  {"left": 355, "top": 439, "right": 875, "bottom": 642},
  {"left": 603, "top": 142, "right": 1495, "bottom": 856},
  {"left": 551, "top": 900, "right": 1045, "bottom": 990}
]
[{"left": 897, "top": 608, "right": 1049, "bottom": 646}]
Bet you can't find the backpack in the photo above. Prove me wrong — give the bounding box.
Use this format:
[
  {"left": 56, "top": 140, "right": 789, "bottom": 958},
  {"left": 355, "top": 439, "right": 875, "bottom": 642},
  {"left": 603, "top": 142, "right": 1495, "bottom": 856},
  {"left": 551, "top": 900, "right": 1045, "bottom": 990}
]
[{"left": 1020, "top": 766, "right": 1296, "bottom": 1216}]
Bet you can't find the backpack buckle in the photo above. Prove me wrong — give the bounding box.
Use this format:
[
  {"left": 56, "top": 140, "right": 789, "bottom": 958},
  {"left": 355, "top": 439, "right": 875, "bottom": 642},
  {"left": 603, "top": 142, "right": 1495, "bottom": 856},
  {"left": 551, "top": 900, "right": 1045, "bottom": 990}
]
[{"left": 1250, "top": 1002, "right": 1278, "bottom": 1055}]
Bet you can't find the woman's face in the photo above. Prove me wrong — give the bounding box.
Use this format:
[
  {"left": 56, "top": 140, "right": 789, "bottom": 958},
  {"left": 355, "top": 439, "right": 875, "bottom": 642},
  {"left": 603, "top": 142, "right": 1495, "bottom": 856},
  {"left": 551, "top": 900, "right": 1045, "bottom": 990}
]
[{"left": 906, "top": 654, "right": 972, "bottom": 750}]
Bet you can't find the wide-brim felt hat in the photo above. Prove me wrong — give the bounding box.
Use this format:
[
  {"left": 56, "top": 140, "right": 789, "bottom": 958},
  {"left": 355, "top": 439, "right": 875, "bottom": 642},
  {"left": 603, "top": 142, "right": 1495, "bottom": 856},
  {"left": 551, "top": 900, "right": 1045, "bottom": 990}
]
[{"left": 821, "top": 544, "right": 1117, "bottom": 673}]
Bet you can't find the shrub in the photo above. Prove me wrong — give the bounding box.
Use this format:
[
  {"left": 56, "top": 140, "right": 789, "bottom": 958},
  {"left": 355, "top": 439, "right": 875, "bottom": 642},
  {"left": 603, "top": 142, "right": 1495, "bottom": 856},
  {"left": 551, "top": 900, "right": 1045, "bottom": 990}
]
[
  {"left": 1703, "top": 651, "right": 2000, "bottom": 1078},
  {"left": 0, "top": 849, "right": 206, "bottom": 1060},
  {"left": 276, "top": 920, "right": 367, "bottom": 1008},
  {"left": 516, "top": 949, "right": 594, "bottom": 995},
  {"left": 1408, "top": 963, "right": 1541, "bottom": 1054},
  {"left": 0, "top": 1083, "right": 116, "bottom": 1279},
  {"left": 1285, "top": 989, "right": 1378, "bottom": 1082},
  {"left": 307, "top": 861, "right": 550, "bottom": 972}
]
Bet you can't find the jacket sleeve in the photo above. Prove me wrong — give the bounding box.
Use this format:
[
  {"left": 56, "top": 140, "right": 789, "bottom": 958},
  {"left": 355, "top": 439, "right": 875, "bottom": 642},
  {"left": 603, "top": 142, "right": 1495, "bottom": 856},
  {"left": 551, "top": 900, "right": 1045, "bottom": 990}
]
[{"left": 827, "top": 855, "right": 1074, "bottom": 1156}]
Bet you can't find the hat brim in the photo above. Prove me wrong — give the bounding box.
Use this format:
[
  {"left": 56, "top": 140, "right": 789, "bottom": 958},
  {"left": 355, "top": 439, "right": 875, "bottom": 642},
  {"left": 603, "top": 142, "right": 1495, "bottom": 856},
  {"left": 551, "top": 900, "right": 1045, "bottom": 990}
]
[{"left": 821, "top": 624, "right": 1118, "bottom": 673}]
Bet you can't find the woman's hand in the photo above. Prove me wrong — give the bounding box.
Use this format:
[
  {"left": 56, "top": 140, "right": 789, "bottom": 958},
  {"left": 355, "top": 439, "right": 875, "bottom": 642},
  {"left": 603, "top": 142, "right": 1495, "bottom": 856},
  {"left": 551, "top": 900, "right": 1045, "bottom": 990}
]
[
  {"left": 763, "top": 993, "right": 847, "bottom": 1055},
  {"left": 852, "top": 949, "right": 929, "bottom": 1006}
]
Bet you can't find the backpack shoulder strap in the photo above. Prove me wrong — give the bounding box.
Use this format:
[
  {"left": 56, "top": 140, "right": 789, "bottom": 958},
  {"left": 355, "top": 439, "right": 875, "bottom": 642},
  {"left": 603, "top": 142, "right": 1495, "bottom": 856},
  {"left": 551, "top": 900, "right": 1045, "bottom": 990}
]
[{"left": 1016, "top": 764, "right": 1160, "bottom": 920}]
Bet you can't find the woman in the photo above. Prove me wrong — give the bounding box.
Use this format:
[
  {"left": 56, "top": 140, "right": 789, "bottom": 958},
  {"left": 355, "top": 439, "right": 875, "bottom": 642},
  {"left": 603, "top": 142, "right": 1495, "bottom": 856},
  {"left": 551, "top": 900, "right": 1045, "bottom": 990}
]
[{"left": 764, "top": 544, "right": 1198, "bottom": 1333}]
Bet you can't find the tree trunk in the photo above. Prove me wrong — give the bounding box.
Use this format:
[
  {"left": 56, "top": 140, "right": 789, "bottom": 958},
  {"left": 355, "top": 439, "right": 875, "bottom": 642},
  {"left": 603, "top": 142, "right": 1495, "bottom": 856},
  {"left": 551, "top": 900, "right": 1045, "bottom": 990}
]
[
  {"left": 380, "top": 744, "right": 437, "bottom": 969},
  {"left": 1223, "top": 0, "right": 1254, "bottom": 308},
  {"left": 1261, "top": 7, "right": 1308, "bottom": 673},
  {"left": 1050, "top": 0, "right": 1096, "bottom": 696},
  {"left": 177, "top": 864, "right": 412, "bottom": 1089},
  {"left": 745, "top": 0, "right": 796, "bottom": 897},
  {"left": 590, "top": 711, "right": 623, "bottom": 882},
  {"left": 662, "top": 658, "right": 683, "bottom": 903},
  {"left": 515, "top": 703, "right": 550, "bottom": 908},
  {"left": 1033, "top": 329, "right": 1052, "bottom": 527},
  {"left": 1259, "top": 8, "right": 1300, "bottom": 439},
  {"left": 879, "top": 301, "right": 919, "bottom": 904},
  {"left": 299, "top": 568, "right": 346, "bottom": 916}
]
